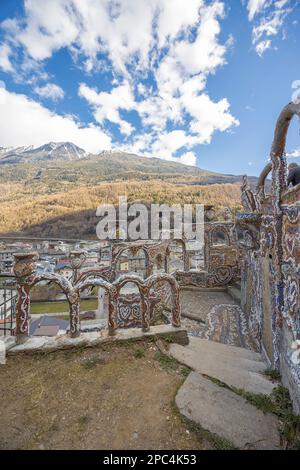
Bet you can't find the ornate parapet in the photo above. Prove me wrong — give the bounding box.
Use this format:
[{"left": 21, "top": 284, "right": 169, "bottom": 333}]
[
  {"left": 111, "top": 240, "right": 170, "bottom": 279},
  {"left": 12, "top": 247, "right": 181, "bottom": 343},
  {"left": 76, "top": 272, "right": 181, "bottom": 335},
  {"left": 175, "top": 270, "right": 207, "bottom": 288}
]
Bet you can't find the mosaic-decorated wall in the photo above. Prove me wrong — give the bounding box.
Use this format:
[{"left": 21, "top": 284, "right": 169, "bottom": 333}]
[
  {"left": 238, "top": 101, "right": 300, "bottom": 413},
  {"left": 176, "top": 221, "right": 241, "bottom": 288}
]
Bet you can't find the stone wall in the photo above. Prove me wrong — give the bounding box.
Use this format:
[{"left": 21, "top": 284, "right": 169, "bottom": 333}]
[{"left": 238, "top": 101, "right": 300, "bottom": 413}]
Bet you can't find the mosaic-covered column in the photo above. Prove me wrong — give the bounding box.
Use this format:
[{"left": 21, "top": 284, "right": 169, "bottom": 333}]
[
  {"left": 108, "top": 286, "right": 118, "bottom": 335},
  {"left": 183, "top": 247, "right": 189, "bottom": 272},
  {"left": 171, "top": 285, "right": 181, "bottom": 328},
  {"left": 67, "top": 290, "right": 81, "bottom": 338},
  {"left": 70, "top": 250, "right": 86, "bottom": 283},
  {"left": 13, "top": 252, "right": 38, "bottom": 344},
  {"left": 140, "top": 285, "right": 150, "bottom": 332}
]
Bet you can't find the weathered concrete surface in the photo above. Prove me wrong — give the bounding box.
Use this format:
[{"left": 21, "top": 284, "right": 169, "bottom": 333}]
[
  {"left": 170, "top": 337, "right": 275, "bottom": 395},
  {"left": 180, "top": 289, "right": 236, "bottom": 323},
  {"left": 227, "top": 285, "right": 241, "bottom": 305},
  {"left": 176, "top": 372, "right": 280, "bottom": 450},
  {"left": 0, "top": 336, "right": 16, "bottom": 351},
  {"left": 8, "top": 325, "right": 188, "bottom": 355}
]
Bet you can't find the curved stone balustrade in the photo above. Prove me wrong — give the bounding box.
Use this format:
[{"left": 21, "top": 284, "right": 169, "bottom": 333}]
[{"left": 13, "top": 252, "right": 181, "bottom": 343}]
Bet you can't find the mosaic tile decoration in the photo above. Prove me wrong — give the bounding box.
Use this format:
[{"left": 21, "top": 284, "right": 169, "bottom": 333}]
[{"left": 201, "top": 304, "right": 259, "bottom": 352}]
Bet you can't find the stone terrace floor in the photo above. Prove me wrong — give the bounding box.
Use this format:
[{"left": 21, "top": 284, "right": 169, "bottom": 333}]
[{"left": 178, "top": 289, "right": 258, "bottom": 352}]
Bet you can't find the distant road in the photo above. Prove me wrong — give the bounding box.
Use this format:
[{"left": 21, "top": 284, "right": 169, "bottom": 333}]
[{"left": 0, "top": 236, "right": 95, "bottom": 243}]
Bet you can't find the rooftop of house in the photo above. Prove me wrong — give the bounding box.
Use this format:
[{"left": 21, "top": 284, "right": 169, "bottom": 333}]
[{"left": 30, "top": 315, "right": 69, "bottom": 336}]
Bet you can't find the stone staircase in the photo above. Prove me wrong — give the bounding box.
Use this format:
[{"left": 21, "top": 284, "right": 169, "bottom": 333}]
[
  {"left": 170, "top": 337, "right": 274, "bottom": 395},
  {"left": 170, "top": 337, "right": 281, "bottom": 449}
]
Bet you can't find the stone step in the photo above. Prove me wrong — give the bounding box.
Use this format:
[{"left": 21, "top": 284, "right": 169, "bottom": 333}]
[
  {"left": 176, "top": 372, "right": 280, "bottom": 450},
  {"left": 227, "top": 285, "right": 241, "bottom": 304},
  {"left": 182, "top": 337, "right": 263, "bottom": 361},
  {"left": 170, "top": 337, "right": 275, "bottom": 395}
]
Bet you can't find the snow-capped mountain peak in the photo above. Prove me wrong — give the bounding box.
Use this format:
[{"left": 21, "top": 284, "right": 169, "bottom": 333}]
[{"left": 0, "top": 142, "right": 87, "bottom": 164}]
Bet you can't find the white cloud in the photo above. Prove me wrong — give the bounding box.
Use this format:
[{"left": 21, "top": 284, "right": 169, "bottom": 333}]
[
  {"left": 34, "top": 83, "right": 65, "bottom": 101},
  {"left": 156, "top": 0, "right": 203, "bottom": 47},
  {"left": 0, "top": 43, "right": 13, "bottom": 72},
  {"left": 172, "top": 1, "right": 226, "bottom": 75},
  {"left": 0, "top": 0, "right": 239, "bottom": 163},
  {"left": 150, "top": 130, "right": 195, "bottom": 160},
  {"left": 255, "top": 39, "right": 272, "bottom": 55},
  {"left": 79, "top": 81, "right": 135, "bottom": 136},
  {"left": 178, "top": 152, "right": 197, "bottom": 166},
  {"left": 181, "top": 91, "right": 239, "bottom": 144},
  {"left": 287, "top": 149, "right": 300, "bottom": 158},
  {"left": 0, "top": 87, "right": 111, "bottom": 153},
  {"left": 246, "top": 0, "right": 294, "bottom": 56},
  {"left": 247, "top": 0, "right": 269, "bottom": 21}
]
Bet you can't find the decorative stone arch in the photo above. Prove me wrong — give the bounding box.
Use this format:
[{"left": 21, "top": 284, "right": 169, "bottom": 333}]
[
  {"left": 271, "top": 102, "right": 300, "bottom": 196},
  {"left": 113, "top": 275, "right": 148, "bottom": 331},
  {"left": 153, "top": 253, "right": 164, "bottom": 271},
  {"left": 169, "top": 238, "right": 189, "bottom": 272},
  {"left": 13, "top": 253, "right": 74, "bottom": 343},
  {"left": 75, "top": 276, "right": 117, "bottom": 334},
  {"left": 111, "top": 244, "right": 150, "bottom": 279},
  {"left": 146, "top": 274, "right": 181, "bottom": 327},
  {"left": 209, "top": 225, "right": 231, "bottom": 247},
  {"left": 74, "top": 267, "right": 112, "bottom": 284},
  {"left": 257, "top": 162, "right": 272, "bottom": 196},
  {"left": 13, "top": 253, "right": 182, "bottom": 343}
]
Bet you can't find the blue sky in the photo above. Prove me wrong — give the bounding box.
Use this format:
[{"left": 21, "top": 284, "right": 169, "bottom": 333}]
[{"left": 0, "top": 0, "right": 299, "bottom": 175}]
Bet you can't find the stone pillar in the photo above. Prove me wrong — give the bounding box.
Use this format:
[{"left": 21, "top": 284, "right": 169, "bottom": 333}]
[
  {"left": 69, "top": 250, "right": 86, "bottom": 283},
  {"left": 183, "top": 246, "right": 189, "bottom": 272},
  {"left": 171, "top": 284, "right": 181, "bottom": 328},
  {"left": 97, "top": 287, "right": 108, "bottom": 319},
  {"left": 68, "top": 290, "right": 81, "bottom": 338},
  {"left": 108, "top": 287, "right": 118, "bottom": 335},
  {"left": 164, "top": 254, "right": 169, "bottom": 273},
  {"left": 13, "top": 252, "right": 38, "bottom": 344},
  {"left": 140, "top": 285, "right": 150, "bottom": 332}
]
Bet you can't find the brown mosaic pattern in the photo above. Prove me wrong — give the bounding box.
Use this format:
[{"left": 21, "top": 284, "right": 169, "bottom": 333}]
[{"left": 13, "top": 252, "right": 181, "bottom": 341}]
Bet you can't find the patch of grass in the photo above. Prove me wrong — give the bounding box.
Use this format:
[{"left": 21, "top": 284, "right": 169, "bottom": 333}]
[
  {"left": 204, "top": 375, "right": 228, "bottom": 389},
  {"left": 133, "top": 348, "right": 145, "bottom": 359},
  {"left": 270, "top": 386, "right": 300, "bottom": 448},
  {"left": 164, "top": 334, "right": 177, "bottom": 343},
  {"left": 53, "top": 315, "right": 70, "bottom": 321},
  {"left": 180, "top": 366, "right": 191, "bottom": 379},
  {"left": 233, "top": 388, "right": 276, "bottom": 415},
  {"left": 81, "top": 355, "right": 105, "bottom": 370},
  {"left": 77, "top": 414, "right": 91, "bottom": 427},
  {"left": 30, "top": 298, "right": 98, "bottom": 314},
  {"left": 231, "top": 385, "right": 300, "bottom": 449},
  {"left": 154, "top": 351, "right": 179, "bottom": 371},
  {"left": 263, "top": 368, "right": 281, "bottom": 382}
]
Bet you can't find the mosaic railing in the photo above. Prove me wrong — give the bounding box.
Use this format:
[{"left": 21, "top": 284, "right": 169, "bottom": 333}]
[{"left": 13, "top": 251, "right": 181, "bottom": 344}]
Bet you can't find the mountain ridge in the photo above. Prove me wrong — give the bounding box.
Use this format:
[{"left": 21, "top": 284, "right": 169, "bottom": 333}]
[{"left": 0, "top": 140, "right": 263, "bottom": 188}]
